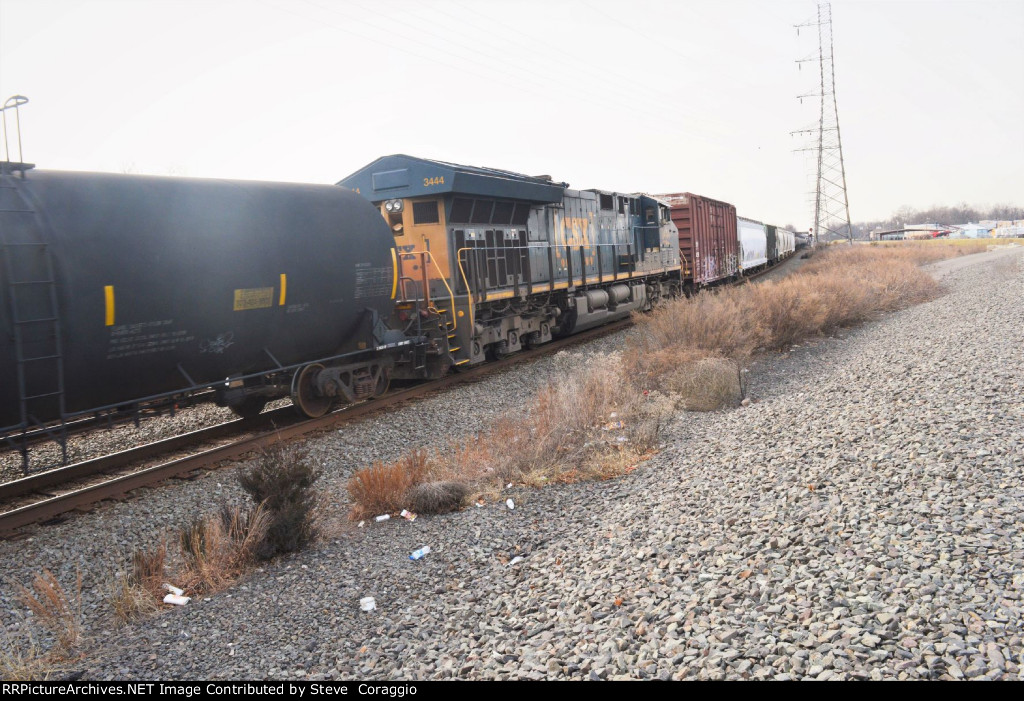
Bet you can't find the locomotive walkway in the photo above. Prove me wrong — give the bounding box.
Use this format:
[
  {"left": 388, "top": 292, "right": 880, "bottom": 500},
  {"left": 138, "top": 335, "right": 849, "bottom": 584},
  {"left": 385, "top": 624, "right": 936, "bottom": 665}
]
[{"left": 2, "top": 246, "right": 1021, "bottom": 680}]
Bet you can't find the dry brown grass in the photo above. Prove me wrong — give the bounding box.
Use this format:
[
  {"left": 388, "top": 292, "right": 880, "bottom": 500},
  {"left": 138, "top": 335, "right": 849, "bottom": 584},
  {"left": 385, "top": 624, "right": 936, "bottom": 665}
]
[
  {"left": 17, "top": 569, "right": 83, "bottom": 652},
  {"left": 176, "top": 503, "right": 269, "bottom": 594},
  {"left": 346, "top": 241, "right": 985, "bottom": 517},
  {"left": 346, "top": 353, "right": 672, "bottom": 517},
  {"left": 111, "top": 543, "right": 166, "bottom": 623},
  {"left": 625, "top": 241, "right": 965, "bottom": 410},
  {"left": 347, "top": 449, "right": 431, "bottom": 520},
  {"left": 0, "top": 625, "right": 59, "bottom": 681},
  {"left": 863, "top": 240, "right": 990, "bottom": 261}
]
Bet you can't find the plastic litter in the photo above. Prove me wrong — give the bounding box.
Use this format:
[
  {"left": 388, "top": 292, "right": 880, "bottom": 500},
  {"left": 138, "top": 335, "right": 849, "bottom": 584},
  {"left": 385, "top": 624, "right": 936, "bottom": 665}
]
[
  {"left": 359, "top": 596, "right": 376, "bottom": 612},
  {"left": 409, "top": 546, "right": 431, "bottom": 560},
  {"left": 508, "top": 556, "right": 525, "bottom": 566},
  {"left": 374, "top": 514, "right": 391, "bottom": 522},
  {"left": 358, "top": 520, "right": 365, "bottom": 528},
  {"left": 400, "top": 509, "right": 417, "bottom": 522},
  {"left": 163, "top": 593, "right": 191, "bottom": 606},
  {"left": 163, "top": 583, "right": 185, "bottom": 596},
  {"left": 506, "top": 498, "right": 515, "bottom": 510}
]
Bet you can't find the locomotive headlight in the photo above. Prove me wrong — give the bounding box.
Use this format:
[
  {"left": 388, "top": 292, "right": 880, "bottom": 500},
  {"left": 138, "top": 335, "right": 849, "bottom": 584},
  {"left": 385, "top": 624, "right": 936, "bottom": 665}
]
[{"left": 385, "top": 201, "right": 395, "bottom": 212}]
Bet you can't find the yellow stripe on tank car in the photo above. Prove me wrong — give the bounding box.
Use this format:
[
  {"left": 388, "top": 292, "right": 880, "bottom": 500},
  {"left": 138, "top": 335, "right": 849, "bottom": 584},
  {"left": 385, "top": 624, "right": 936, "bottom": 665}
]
[
  {"left": 104, "top": 285, "right": 115, "bottom": 326},
  {"left": 390, "top": 248, "right": 398, "bottom": 300},
  {"left": 279, "top": 274, "right": 287, "bottom": 306}
]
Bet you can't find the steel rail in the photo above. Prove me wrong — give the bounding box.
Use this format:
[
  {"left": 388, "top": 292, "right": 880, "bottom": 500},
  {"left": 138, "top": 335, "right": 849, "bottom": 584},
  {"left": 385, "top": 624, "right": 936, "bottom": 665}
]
[
  {"left": 0, "top": 254, "right": 804, "bottom": 536},
  {"left": 0, "top": 319, "right": 633, "bottom": 536}
]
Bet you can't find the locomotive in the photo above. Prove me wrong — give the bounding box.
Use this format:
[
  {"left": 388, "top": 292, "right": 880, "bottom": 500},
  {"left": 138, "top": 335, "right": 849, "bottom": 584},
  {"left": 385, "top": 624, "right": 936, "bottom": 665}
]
[
  {"left": 1, "top": 151, "right": 796, "bottom": 464},
  {"left": 337, "top": 155, "right": 682, "bottom": 370},
  {"left": 0, "top": 155, "right": 682, "bottom": 447}
]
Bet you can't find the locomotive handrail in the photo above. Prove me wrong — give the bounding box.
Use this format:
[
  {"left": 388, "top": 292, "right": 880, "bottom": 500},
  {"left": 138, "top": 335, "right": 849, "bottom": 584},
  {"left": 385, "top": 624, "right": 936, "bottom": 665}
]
[
  {"left": 455, "top": 246, "right": 477, "bottom": 331},
  {"left": 456, "top": 241, "right": 650, "bottom": 333},
  {"left": 395, "top": 250, "right": 457, "bottom": 333}
]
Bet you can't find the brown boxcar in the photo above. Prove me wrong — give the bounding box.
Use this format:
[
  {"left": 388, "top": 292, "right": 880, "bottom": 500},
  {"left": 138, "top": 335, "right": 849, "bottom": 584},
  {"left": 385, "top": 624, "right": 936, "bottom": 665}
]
[{"left": 660, "top": 192, "right": 739, "bottom": 288}]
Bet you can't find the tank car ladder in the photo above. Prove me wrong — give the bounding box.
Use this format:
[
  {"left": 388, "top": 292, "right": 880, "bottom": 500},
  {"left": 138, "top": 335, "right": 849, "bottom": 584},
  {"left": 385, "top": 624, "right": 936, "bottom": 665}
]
[{"left": 0, "top": 167, "right": 69, "bottom": 472}]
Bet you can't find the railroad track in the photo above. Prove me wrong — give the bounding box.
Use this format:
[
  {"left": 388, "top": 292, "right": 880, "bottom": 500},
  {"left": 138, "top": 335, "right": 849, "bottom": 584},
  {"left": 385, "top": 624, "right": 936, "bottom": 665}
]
[
  {"left": 0, "top": 254, "right": 804, "bottom": 537},
  {"left": 0, "top": 319, "right": 634, "bottom": 537}
]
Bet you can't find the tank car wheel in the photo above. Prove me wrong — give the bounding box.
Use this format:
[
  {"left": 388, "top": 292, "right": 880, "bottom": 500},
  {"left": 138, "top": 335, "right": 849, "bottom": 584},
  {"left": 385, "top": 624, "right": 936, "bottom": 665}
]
[
  {"left": 291, "top": 363, "right": 332, "bottom": 418},
  {"left": 374, "top": 370, "right": 390, "bottom": 398},
  {"left": 230, "top": 397, "right": 267, "bottom": 419}
]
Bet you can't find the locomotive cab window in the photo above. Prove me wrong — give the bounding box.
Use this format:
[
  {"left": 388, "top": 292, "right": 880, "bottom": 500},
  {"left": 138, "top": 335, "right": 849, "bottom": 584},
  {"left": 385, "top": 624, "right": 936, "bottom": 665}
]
[
  {"left": 600, "top": 194, "right": 614, "bottom": 210},
  {"left": 412, "top": 200, "right": 440, "bottom": 225}
]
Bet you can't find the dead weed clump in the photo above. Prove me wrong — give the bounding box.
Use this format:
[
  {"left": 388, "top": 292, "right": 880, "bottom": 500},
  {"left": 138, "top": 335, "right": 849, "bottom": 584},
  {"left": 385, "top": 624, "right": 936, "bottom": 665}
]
[
  {"left": 176, "top": 503, "right": 269, "bottom": 593},
  {"left": 345, "top": 352, "right": 672, "bottom": 518},
  {"left": 626, "top": 242, "right": 962, "bottom": 410},
  {"left": 0, "top": 625, "right": 62, "bottom": 681},
  {"left": 407, "top": 481, "right": 470, "bottom": 515},
  {"left": 665, "top": 356, "right": 745, "bottom": 411},
  {"left": 476, "top": 352, "right": 668, "bottom": 484},
  {"left": 112, "top": 544, "right": 167, "bottom": 622},
  {"left": 239, "top": 446, "right": 321, "bottom": 559},
  {"left": 17, "top": 569, "right": 83, "bottom": 653},
  {"left": 630, "top": 289, "right": 760, "bottom": 362},
  {"left": 346, "top": 449, "right": 431, "bottom": 520}
]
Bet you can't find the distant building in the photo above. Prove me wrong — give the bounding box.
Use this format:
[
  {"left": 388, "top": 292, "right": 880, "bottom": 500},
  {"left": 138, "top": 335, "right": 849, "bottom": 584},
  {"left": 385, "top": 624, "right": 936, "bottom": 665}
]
[
  {"left": 952, "top": 223, "right": 993, "bottom": 238},
  {"left": 904, "top": 223, "right": 945, "bottom": 239},
  {"left": 993, "top": 225, "right": 1024, "bottom": 238}
]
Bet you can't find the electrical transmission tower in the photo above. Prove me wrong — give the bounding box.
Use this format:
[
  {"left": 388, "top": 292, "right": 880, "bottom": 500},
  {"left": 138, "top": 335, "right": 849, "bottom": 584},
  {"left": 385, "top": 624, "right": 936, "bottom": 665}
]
[{"left": 794, "top": 2, "right": 852, "bottom": 244}]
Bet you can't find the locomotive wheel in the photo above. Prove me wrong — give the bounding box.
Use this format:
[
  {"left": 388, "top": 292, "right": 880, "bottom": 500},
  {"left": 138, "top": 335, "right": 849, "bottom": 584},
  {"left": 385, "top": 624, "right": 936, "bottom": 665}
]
[
  {"left": 229, "top": 397, "right": 267, "bottom": 419},
  {"left": 291, "top": 363, "right": 332, "bottom": 418}
]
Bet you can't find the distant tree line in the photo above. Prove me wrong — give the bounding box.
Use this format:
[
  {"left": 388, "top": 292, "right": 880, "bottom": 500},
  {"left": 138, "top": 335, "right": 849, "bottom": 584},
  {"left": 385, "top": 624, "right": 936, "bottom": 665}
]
[{"left": 851, "top": 203, "right": 1024, "bottom": 239}]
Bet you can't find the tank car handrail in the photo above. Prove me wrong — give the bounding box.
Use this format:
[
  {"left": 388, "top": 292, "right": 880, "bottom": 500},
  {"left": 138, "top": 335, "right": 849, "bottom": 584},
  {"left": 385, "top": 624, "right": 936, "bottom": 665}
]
[{"left": 1, "top": 95, "right": 29, "bottom": 165}]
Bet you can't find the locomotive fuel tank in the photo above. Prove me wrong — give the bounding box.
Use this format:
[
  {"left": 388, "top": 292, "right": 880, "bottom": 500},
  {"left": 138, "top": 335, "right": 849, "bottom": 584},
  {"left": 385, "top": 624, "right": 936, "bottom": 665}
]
[{"left": 0, "top": 169, "right": 396, "bottom": 429}]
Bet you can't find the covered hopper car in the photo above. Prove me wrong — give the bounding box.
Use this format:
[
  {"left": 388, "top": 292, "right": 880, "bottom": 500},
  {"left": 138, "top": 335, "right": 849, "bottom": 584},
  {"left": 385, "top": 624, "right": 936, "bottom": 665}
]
[{"left": 737, "top": 216, "right": 769, "bottom": 273}]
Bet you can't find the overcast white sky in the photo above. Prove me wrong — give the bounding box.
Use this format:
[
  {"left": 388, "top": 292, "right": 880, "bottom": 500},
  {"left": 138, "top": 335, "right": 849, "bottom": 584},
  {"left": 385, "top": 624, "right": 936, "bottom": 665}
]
[{"left": 1, "top": 0, "right": 1021, "bottom": 227}]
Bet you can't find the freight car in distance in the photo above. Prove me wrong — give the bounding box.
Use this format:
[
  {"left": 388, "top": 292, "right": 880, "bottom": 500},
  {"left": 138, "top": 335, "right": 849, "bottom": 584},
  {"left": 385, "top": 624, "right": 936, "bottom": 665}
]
[{"left": 660, "top": 192, "right": 740, "bottom": 290}]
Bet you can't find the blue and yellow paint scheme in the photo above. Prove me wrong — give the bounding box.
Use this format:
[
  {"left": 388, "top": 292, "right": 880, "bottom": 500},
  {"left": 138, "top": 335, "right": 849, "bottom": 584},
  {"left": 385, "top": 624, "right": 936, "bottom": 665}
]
[{"left": 339, "top": 155, "right": 682, "bottom": 368}]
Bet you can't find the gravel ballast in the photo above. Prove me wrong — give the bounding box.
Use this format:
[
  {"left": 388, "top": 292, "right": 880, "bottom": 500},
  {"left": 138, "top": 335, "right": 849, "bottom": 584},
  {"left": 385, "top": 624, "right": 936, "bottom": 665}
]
[{"left": 3, "top": 246, "right": 1021, "bottom": 681}]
